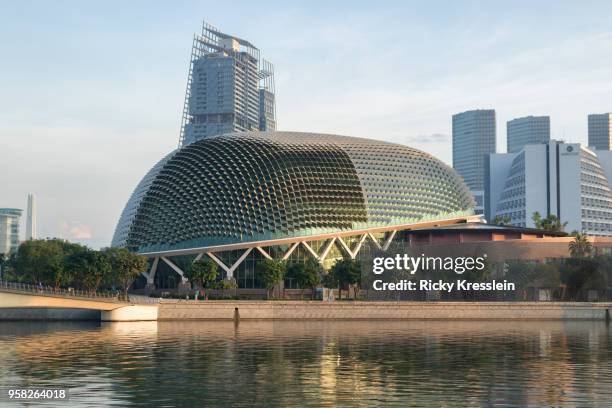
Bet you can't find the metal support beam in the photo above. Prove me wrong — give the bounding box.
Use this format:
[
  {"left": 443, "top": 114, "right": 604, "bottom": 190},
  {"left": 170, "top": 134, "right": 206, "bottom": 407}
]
[
  {"left": 282, "top": 242, "right": 300, "bottom": 260},
  {"left": 161, "top": 256, "right": 187, "bottom": 283},
  {"left": 337, "top": 234, "right": 368, "bottom": 259},
  {"left": 353, "top": 234, "right": 368, "bottom": 256},
  {"left": 382, "top": 230, "right": 397, "bottom": 251},
  {"left": 319, "top": 237, "right": 337, "bottom": 262},
  {"left": 368, "top": 233, "right": 382, "bottom": 250},
  {"left": 301, "top": 241, "right": 319, "bottom": 260},
  {"left": 145, "top": 257, "right": 159, "bottom": 284},
  {"left": 207, "top": 248, "right": 253, "bottom": 279},
  {"left": 256, "top": 246, "right": 273, "bottom": 260}
]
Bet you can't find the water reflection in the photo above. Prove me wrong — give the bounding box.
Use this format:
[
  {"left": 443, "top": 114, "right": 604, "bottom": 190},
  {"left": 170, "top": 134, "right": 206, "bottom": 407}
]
[{"left": 0, "top": 320, "right": 610, "bottom": 407}]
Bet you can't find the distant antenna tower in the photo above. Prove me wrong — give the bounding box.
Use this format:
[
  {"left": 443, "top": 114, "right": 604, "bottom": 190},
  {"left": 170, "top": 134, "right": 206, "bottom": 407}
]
[{"left": 26, "top": 193, "right": 37, "bottom": 240}]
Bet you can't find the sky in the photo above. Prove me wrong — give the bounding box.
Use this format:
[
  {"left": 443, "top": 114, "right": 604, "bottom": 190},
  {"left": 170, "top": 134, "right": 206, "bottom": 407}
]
[{"left": 2, "top": 0, "right": 612, "bottom": 249}]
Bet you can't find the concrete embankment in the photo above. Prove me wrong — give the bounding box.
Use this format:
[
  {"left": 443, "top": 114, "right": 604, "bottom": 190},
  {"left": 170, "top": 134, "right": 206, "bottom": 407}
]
[
  {"left": 2, "top": 300, "right": 610, "bottom": 321},
  {"left": 159, "top": 301, "right": 612, "bottom": 321},
  {"left": 0, "top": 308, "right": 101, "bottom": 321},
  {"left": 0, "top": 306, "right": 159, "bottom": 322}
]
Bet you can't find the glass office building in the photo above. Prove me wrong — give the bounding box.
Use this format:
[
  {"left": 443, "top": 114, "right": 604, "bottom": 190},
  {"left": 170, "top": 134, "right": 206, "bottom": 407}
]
[
  {"left": 452, "top": 109, "right": 497, "bottom": 214},
  {"left": 506, "top": 116, "right": 550, "bottom": 153},
  {"left": 588, "top": 113, "right": 612, "bottom": 150}
]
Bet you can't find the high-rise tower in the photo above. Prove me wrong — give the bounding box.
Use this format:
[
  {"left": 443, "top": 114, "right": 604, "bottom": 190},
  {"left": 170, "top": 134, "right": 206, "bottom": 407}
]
[
  {"left": 26, "top": 193, "right": 37, "bottom": 240},
  {"left": 452, "top": 109, "right": 497, "bottom": 215},
  {"left": 588, "top": 113, "right": 612, "bottom": 150},
  {"left": 178, "top": 21, "right": 276, "bottom": 147},
  {"left": 506, "top": 115, "right": 550, "bottom": 153}
]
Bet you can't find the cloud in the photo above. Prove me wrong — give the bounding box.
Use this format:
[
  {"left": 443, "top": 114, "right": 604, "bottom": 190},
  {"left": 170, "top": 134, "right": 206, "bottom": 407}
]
[
  {"left": 59, "top": 221, "right": 93, "bottom": 240},
  {"left": 405, "top": 133, "right": 449, "bottom": 145}
]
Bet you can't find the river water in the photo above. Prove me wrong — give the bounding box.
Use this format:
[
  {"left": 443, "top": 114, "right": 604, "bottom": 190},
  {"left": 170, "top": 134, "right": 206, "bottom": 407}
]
[{"left": 0, "top": 320, "right": 610, "bottom": 407}]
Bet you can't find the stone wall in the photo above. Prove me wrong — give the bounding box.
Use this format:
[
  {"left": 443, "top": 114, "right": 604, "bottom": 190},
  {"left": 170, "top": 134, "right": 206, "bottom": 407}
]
[{"left": 159, "top": 301, "right": 612, "bottom": 321}]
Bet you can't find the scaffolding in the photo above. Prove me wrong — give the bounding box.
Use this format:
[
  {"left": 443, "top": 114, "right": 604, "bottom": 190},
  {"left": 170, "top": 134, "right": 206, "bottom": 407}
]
[{"left": 178, "top": 21, "right": 276, "bottom": 147}]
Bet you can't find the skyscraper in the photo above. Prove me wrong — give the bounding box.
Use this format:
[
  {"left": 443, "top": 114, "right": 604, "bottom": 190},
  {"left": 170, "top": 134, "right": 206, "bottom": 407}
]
[
  {"left": 506, "top": 115, "right": 550, "bottom": 153},
  {"left": 588, "top": 113, "right": 612, "bottom": 150},
  {"left": 0, "top": 208, "right": 22, "bottom": 254},
  {"left": 452, "top": 109, "right": 496, "bottom": 214},
  {"left": 179, "top": 21, "right": 276, "bottom": 147},
  {"left": 26, "top": 193, "right": 37, "bottom": 240}
]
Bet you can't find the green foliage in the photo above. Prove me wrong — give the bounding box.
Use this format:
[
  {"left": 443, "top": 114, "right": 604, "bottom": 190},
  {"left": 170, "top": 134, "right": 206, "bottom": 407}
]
[
  {"left": 329, "top": 258, "right": 362, "bottom": 299},
  {"left": 321, "top": 271, "right": 339, "bottom": 289},
  {"left": 0, "top": 252, "right": 7, "bottom": 279},
  {"left": 214, "top": 278, "right": 238, "bottom": 298},
  {"left": 186, "top": 258, "right": 218, "bottom": 290},
  {"left": 287, "top": 258, "right": 322, "bottom": 298},
  {"left": 256, "top": 259, "right": 286, "bottom": 298},
  {"left": 15, "top": 239, "right": 82, "bottom": 287},
  {"left": 561, "top": 258, "right": 604, "bottom": 300},
  {"left": 215, "top": 278, "right": 237, "bottom": 290},
  {"left": 569, "top": 233, "right": 593, "bottom": 258},
  {"left": 532, "top": 211, "right": 568, "bottom": 232},
  {"left": 105, "top": 247, "right": 148, "bottom": 300},
  {"left": 67, "top": 246, "right": 112, "bottom": 294},
  {"left": 492, "top": 215, "right": 511, "bottom": 226}
]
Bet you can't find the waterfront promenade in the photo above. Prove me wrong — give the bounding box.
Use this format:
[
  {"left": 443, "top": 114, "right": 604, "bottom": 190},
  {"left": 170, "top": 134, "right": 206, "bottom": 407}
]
[
  {"left": 1, "top": 281, "right": 611, "bottom": 322},
  {"left": 159, "top": 300, "right": 612, "bottom": 321}
]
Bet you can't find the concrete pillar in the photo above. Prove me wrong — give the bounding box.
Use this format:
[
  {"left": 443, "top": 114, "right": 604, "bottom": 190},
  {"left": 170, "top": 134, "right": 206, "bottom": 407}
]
[{"left": 101, "top": 305, "right": 159, "bottom": 322}]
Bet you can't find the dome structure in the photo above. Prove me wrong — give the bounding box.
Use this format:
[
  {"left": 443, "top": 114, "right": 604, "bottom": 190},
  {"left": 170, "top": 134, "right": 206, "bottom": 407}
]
[{"left": 112, "top": 132, "right": 474, "bottom": 252}]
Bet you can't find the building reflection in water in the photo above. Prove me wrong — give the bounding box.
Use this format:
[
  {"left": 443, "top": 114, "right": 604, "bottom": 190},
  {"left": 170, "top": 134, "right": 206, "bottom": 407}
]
[{"left": 0, "top": 320, "right": 610, "bottom": 407}]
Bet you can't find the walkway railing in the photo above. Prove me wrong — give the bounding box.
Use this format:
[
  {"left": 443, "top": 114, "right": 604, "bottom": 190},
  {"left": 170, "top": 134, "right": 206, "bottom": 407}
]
[{"left": 0, "top": 281, "right": 159, "bottom": 304}]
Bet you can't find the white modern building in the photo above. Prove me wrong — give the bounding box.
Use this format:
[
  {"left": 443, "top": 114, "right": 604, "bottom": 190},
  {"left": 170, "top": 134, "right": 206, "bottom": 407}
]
[
  {"left": 0, "top": 208, "right": 22, "bottom": 254},
  {"left": 507, "top": 115, "right": 550, "bottom": 153},
  {"left": 486, "top": 140, "right": 612, "bottom": 236},
  {"left": 26, "top": 193, "right": 37, "bottom": 241},
  {"left": 588, "top": 113, "right": 612, "bottom": 151},
  {"left": 452, "top": 109, "right": 497, "bottom": 215}
]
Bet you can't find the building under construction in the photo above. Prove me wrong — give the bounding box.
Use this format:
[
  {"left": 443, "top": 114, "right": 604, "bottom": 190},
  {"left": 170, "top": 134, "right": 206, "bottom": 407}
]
[{"left": 179, "top": 21, "right": 276, "bottom": 147}]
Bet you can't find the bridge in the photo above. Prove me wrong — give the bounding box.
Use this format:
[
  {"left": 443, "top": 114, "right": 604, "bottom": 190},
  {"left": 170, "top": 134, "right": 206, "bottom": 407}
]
[{"left": 0, "top": 281, "right": 159, "bottom": 321}]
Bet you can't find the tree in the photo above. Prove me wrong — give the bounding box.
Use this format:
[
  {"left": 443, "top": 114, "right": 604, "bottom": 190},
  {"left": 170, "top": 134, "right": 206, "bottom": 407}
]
[
  {"left": 330, "top": 258, "right": 362, "bottom": 300},
  {"left": 15, "top": 239, "right": 78, "bottom": 288},
  {"left": 186, "top": 258, "right": 218, "bottom": 298},
  {"left": 301, "top": 258, "right": 322, "bottom": 299},
  {"left": 461, "top": 257, "right": 492, "bottom": 300},
  {"left": 215, "top": 278, "right": 237, "bottom": 299},
  {"left": 287, "top": 259, "right": 321, "bottom": 299},
  {"left": 532, "top": 211, "right": 567, "bottom": 232},
  {"left": 561, "top": 258, "right": 601, "bottom": 300},
  {"left": 67, "top": 245, "right": 111, "bottom": 294},
  {"left": 322, "top": 270, "right": 340, "bottom": 299},
  {"left": 569, "top": 233, "right": 593, "bottom": 258},
  {"left": 256, "top": 259, "right": 286, "bottom": 299},
  {"left": 106, "top": 248, "right": 148, "bottom": 301},
  {"left": 492, "top": 215, "right": 511, "bottom": 226},
  {"left": 0, "top": 252, "right": 6, "bottom": 280}
]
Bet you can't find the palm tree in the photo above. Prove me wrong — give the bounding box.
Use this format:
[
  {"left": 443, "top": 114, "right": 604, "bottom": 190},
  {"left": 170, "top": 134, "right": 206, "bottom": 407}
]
[
  {"left": 492, "top": 215, "right": 511, "bottom": 226},
  {"left": 569, "top": 233, "right": 593, "bottom": 258},
  {"left": 532, "top": 211, "right": 568, "bottom": 232}
]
